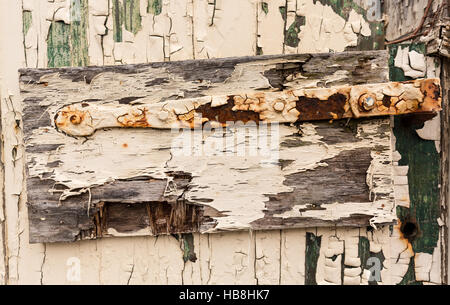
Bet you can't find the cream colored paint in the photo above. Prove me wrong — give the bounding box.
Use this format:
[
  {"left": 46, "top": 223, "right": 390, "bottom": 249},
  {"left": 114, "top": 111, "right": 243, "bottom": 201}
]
[
  {"left": 257, "top": 0, "right": 285, "bottom": 55},
  {"left": 0, "top": 0, "right": 444, "bottom": 285},
  {"left": 1, "top": 0, "right": 45, "bottom": 284},
  {"left": 193, "top": 0, "right": 257, "bottom": 58},
  {"left": 23, "top": 0, "right": 373, "bottom": 64},
  {"left": 87, "top": 0, "right": 108, "bottom": 66},
  {"left": 394, "top": 46, "right": 426, "bottom": 78},
  {"left": 294, "top": 1, "right": 370, "bottom": 53},
  {"left": 27, "top": 117, "right": 396, "bottom": 231},
  {"left": 416, "top": 58, "right": 442, "bottom": 153}
]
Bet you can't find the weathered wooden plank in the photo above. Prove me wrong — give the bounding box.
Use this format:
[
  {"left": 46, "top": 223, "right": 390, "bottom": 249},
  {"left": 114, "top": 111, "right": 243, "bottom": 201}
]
[
  {"left": 21, "top": 50, "right": 401, "bottom": 243},
  {"left": 426, "top": 17, "right": 450, "bottom": 58}
]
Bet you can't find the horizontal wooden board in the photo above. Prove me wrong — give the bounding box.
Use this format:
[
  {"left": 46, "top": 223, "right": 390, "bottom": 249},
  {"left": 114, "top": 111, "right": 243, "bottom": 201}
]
[{"left": 20, "top": 50, "right": 400, "bottom": 243}]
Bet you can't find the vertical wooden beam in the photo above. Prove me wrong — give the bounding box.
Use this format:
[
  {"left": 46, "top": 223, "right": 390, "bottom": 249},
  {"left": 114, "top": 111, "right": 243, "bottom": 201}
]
[
  {"left": 389, "top": 43, "right": 442, "bottom": 284},
  {"left": 440, "top": 57, "right": 448, "bottom": 284},
  {"left": 443, "top": 1, "right": 450, "bottom": 286}
]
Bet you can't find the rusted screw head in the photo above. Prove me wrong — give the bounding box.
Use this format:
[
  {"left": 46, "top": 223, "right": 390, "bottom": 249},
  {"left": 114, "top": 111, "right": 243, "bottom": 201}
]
[
  {"left": 359, "top": 94, "right": 376, "bottom": 111},
  {"left": 273, "top": 101, "right": 285, "bottom": 112},
  {"left": 70, "top": 114, "right": 82, "bottom": 125}
]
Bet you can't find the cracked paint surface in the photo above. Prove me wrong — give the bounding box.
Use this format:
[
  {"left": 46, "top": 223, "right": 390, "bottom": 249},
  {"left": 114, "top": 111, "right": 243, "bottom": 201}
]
[
  {"left": 22, "top": 0, "right": 377, "bottom": 67},
  {"left": 0, "top": 0, "right": 444, "bottom": 285},
  {"left": 388, "top": 41, "right": 445, "bottom": 285},
  {"left": 20, "top": 51, "right": 400, "bottom": 239}
]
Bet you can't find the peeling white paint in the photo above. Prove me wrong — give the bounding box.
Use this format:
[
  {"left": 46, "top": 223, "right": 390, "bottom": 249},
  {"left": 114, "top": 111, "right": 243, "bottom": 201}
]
[
  {"left": 416, "top": 113, "right": 441, "bottom": 141},
  {"left": 394, "top": 46, "right": 426, "bottom": 78},
  {"left": 294, "top": 2, "right": 371, "bottom": 53},
  {"left": 27, "top": 112, "right": 397, "bottom": 231},
  {"left": 389, "top": 223, "right": 414, "bottom": 285}
]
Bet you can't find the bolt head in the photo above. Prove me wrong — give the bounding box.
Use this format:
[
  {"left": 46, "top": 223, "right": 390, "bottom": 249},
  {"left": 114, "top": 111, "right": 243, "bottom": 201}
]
[
  {"left": 273, "top": 101, "right": 285, "bottom": 112},
  {"left": 70, "top": 114, "right": 82, "bottom": 125},
  {"left": 359, "top": 93, "right": 377, "bottom": 111}
]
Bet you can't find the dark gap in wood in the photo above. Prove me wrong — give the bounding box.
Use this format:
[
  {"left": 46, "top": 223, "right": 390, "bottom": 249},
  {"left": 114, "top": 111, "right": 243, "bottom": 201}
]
[{"left": 93, "top": 201, "right": 217, "bottom": 236}]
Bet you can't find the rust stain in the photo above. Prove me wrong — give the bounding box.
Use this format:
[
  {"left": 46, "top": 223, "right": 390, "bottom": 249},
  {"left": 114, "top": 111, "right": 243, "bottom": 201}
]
[
  {"left": 420, "top": 79, "right": 441, "bottom": 112},
  {"left": 329, "top": 112, "right": 338, "bottom": 120},
  {"left": 296, "top": 93, "right": 348, "bottom": 121},
  {"left": 390, "top": 96, "right": 399, "bottom": 107},
  {"left": 390, "top": 221, "right": 416, "bottom": 258},
  {"left": 117, "top": 108, "right": 151, "bottom": 128},
  {"left": 196, "top": 95, "right": 261, "bottom": 124},
  {"left": 70, "top": 114, "right": 82, "bottom": 125},
  {"left": 54, "top": 106, "right": 88, "bottom": 129},
  {"left": 122, "top": 143, "right": 128, "bottom": 148}
]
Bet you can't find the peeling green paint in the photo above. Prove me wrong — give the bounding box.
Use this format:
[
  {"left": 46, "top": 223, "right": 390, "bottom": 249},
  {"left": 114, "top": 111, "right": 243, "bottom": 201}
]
[
  {"left": 256, "top": 46, "right": 263, "bottom": 56},
  {"left": 172, "top": 233, "right": 197, "bottom": 263},
  {"left": 278, "top": 5, "right": 305, "bottom": 49},
  {"left": 47, "top": 0, "right": 89, "bottom": 67},
  {"left": 285, "top": 15, "right": 305, "bottom": 48},
  {"left": 398, "top": 257, "right": 422, "bottom": 285},
  {"left": 389, "top": 43, "right": 440, "bottom": 285},
  {"left": 47, "top": 22, "right": 71, "bottom": 67},
  {"left": 113, "top": 0, "right": 142, "bottom": 42},
  {"left": 313, "top": 0, "right": 364, "bottom": 20},
  {"left": 359, "top": 235, "right": 385, "bottom": 285},
  {"left": 389, "top": 44, "right": 427, "bottom": 81},
  {"left": 312, "top": 0, "right": 384, "bottom": 51},
  {"left": 124, "top": 0, "right": 142, "bottom": 35},
  {"left": 23, "top": 11, "right": 32, "bottom": 36},
  {"left": 261, "top": 2, "right": 269, "bottom": 15},
  {"left": 70, "top": 0, "right": 89, "bottom": 67},
  {"left": 148, "top": 0, "right": 162, "bottom": 15},
  {"left": 359, "top": 236, "right": 371, "bottom": 274},
  {"left": 181, "top": 233, "right": 197, "bottom": 263},
  {"left": 356, "top": 22, "right": 385, "bottom": 51},
  {"left": 305, "top": 232, "right": 321, "bottom": 285},
  {"left": 279, "top": 6, "right": 286, "bottom": 21},
  {"left": 113, "top": 0, "right": 122, "bottom": 42}
]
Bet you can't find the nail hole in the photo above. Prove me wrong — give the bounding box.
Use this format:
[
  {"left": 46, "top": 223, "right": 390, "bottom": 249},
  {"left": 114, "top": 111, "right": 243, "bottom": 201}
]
[{"left": 400, "top": 221, "right": 418, "bottom": 240}]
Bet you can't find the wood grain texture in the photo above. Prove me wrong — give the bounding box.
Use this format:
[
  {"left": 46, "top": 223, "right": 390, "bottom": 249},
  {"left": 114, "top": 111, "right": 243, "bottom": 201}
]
[
  {"left": 20, "top": 51, "right": 397, "bottom": 243},
  {"left": 426, "top": 17, "right": 450, "bottom": 59}
]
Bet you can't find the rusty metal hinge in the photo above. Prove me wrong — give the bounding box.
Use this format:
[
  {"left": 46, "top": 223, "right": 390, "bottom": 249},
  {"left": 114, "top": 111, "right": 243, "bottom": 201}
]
[{"left": 55, "top": 78, "right": 441, "bottom": 137}]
